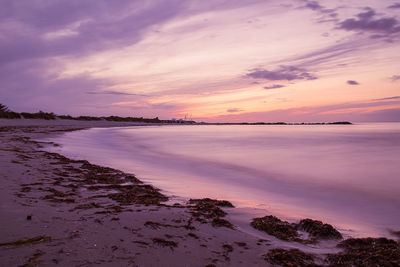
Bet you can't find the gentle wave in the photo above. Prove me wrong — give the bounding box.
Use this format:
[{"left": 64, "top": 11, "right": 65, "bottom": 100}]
[{"left": 45, "top": 123, "right": 400, "bottom": 237}]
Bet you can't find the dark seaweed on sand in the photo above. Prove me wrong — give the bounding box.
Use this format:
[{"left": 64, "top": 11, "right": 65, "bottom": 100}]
[
  {"left": 188, "top": 198, "right": 235, "bottom": 229},
  {"left": 264, "top": 248, "right": 319, "bottom": 267},
  {"left": 326, "top": 237, "right": 400, "bottom": 266},
  {"left": 251, "top": 215, "right": 300, "bottom": 242}
]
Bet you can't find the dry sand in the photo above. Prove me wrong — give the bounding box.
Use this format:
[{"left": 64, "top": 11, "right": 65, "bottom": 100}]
[{"left": 0, "top": 119, "right": 396, "bottom": 266}]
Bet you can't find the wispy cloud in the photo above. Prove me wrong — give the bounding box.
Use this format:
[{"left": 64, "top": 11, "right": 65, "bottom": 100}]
[
  {"left": 86, "top": 90, "right": 148, "bottom": 96},
  {"left": 0, "top": 1, "right": 188, "bottom": 66},
  {"left": 289, "top": 41, "right": 360, "bottom": 69},
  {"left": 264, "top": 84, "right": 286, "bottom": 90},
  {"left": 373, "top": 96, "right": 400, "bottom": 101},
  {"left": 387, "top": 3, "right": 400, "bottom": 9},
  {"left": 301, "top": 0, "right": 338, "bottom": 20},
  {"left": 227, "top": 108, "right": 242, "bottom": 113},
  {"left": 347, "top": 80, "right": 359, "bottom": 85},
  {"left": 303, "top": 1, "right": 324, "bottom": 11},
  {"left": 390, "top": 75, "right": 400, "bottom": 82},
  {"left": 246, "top": 66, "right": 317, "bottom": 81}
]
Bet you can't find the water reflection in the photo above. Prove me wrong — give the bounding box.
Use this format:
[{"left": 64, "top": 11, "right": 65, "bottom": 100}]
[{"left": 46, "top": 123, "right": 400, "bottom": 237}]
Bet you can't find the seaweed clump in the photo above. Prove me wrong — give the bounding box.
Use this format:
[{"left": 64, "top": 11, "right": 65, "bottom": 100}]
[
  {"left": 297, "top": 218, "right": 342, "bottom": 240},
  {"left": 188, "top": 198, "right": 234, "bottom": 208},
  {"left": 251, "top": 215, "right": 342, "bottom": 243},
  {"left": 264, "top": 248, "right": 319, "bottom": 267},
  {"left": 152, "top": 238, "right": 178, "bottom": 250},
  {"left": 106, "top": 184, "right": 168, "bottom": 205},
  {"left": 326, "top": 237, "right": 400, "bottom": 266},
  {"left": 0, "top": 236, "right": 51, "bottom": 247},
  {"left": 188, "top": 198, "right": 235, "bottom": 229},
  {"left": 211, "top": 218, "right": 234, "bottom": 229},
  {"left": 251, "top": 215, "right": 299, "bottom": 241}
]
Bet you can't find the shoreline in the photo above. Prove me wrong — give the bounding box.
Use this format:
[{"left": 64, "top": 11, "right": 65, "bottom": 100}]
[{"left": 0, "top": 119, "right": 399, "bottom": 266}]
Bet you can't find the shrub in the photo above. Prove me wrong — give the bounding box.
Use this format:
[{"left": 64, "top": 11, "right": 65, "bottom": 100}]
[
  {"left": 21, "top": 111, "right": 56, "bottom": 120},
  {"left": 0, "top": 104, "right": 21, "bottom": 119}
]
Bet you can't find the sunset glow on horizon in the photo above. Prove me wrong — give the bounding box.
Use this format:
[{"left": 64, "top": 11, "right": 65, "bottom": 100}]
[{"left": 1, "top": 0, "right": 400, "bottom": 122}]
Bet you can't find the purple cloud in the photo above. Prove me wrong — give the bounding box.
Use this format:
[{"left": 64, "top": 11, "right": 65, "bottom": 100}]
[
  {"left": 390, "top": 75, "right": 400, "bottom": 82},
  {"left": 0, "top": 0, "right": 187, "bottom": 65},
  {"left": 338, "top": 7, "right": 400, "bottom": 35},
  {"left": 227, "top": 108, "right": 242, "bottom": 113},
  {"left": 373, "top": 96, "right": 400, "bottom": 101},
  {"left": 264, "top": 84, "right": 285, "bottom": 90},
  {"left": 347, "top": 80, "right": 359, "bottom": 85},
  {"left": 290, "top": 40, "right": 366, "bottom": 70},
  {"left": 303, "top": 0, "right": 337, "bottom": 15},
  {"left": 388, "top": 3, "right": 400, "bottom": 9},
  {"left": 304, "top": 1, "right": 323, "bottom": 11},
  {"left": 247, "top": 66, "right": 317, "bottom": 81},
  {"left": 1, "top": 0, "right": 275, "bottom": 117},
  {"left": 0, "top": 0, "right": 192, "bottom": 115},
  {"left": 301, "top": 0, "right": 338, "bottom": 23},
  {"left": 86, "top": 91, "right": 148, "bottom": 96}
]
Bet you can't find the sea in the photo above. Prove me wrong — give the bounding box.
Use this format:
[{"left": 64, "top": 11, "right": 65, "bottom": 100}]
[{"left": 45, "top": 123, "right": 400, "bottom": 238}]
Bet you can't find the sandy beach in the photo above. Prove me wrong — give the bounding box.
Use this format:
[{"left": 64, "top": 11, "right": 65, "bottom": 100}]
[{"left": 1, "top": 119, "right": 399, "bottom": 266}]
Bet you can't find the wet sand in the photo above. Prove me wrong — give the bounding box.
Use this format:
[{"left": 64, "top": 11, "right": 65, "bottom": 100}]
[{"left": 0, "top": 119, "right": 399, "bottom": 266}]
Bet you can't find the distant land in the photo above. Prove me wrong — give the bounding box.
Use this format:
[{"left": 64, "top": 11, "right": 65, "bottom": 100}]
[{"left": 0, "top": 103, "right": 352, "bottom": 125}]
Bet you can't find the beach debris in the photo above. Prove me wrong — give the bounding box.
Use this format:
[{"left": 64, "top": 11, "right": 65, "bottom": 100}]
[
  {"left": 296, "top": 218, "right": 342, "bottom": 240},
  {"left": 16, "top": 143, "right": 168, "bottom": 210},
  {"left": 187, "top": 233, "right": 199, "bottom": 239},
  {"left": 144, "top": 221, "right": 165, "bottom": 229},
  {"left": 21, "top": 187, "right": 31, "bottom": 192},
  {"left": 144, "top": 220, "right": 196, "bottom": 230},
  {"left": 0, "top": 236, "right": 51, "bottom": 247},
  {"left": 22, "top": 250, "right": 45, "bottom": 266},
  {"left": 187, "top": 198, "right": 235, "bottom": 229},
  {"left": 222, "top": 244, "right": 234, "bottom": 261},
  {"left": 212, "top": 218, "right": 234, "bottom": 229},
  {"left": 80, "top": 161, "right": 140, "bottom": 185},
  {"left": 188, "top": 198, "right": 234, "bottom": 208},
  {"left": 41, "top": 187, "right": 75, "bottom": 203},
  {"left": 326, "top": 237, "right": 400, "bottom": 266},
  {"left": 251, "top": 215, "right": 299, "bottom": 241},
  {"left": 107, "top": 185, "right": 168, "bottom": 205},
  {"left": 251, "top": 216, "right": 343, "bottom": 243},
  {"left": 133, "top": 240, "right": 149, "bottom": 246},
  {"left": 188, "top": 198, "right": 232, "bottom": 218},
  {"left": 234, "top": 242, "right": 247, "bottom": 248},
  {"left": 152, "top": 238, "right": 178, "bottom": 250},
  {"left": 68, "top": 230, "right": 81, "bottom": 239},
  {"left": 264, "top": 248, "right": 319, "bottom": 267},
  {"left": 222, "top": 244, "right": 233, "bottom": 253},
  {"left": 184, "top": 218, "right": 195, "bottom": 230},
  {"left": 71, "top": 202, "right": 102, "bottom": 211}
]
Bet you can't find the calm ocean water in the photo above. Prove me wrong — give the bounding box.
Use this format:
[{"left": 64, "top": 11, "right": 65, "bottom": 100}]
[{"left": 46, "top": 123, "right": 400, "bottom": 237}]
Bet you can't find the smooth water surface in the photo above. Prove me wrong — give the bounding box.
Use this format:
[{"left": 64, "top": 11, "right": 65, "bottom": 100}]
[{"left": 46, "top": 123, "right": 400, "bottom": 237}]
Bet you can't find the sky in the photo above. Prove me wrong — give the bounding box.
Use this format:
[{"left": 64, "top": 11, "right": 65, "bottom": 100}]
[{"left": 0, "top": 0, "right": 399, "bottom": 122}]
